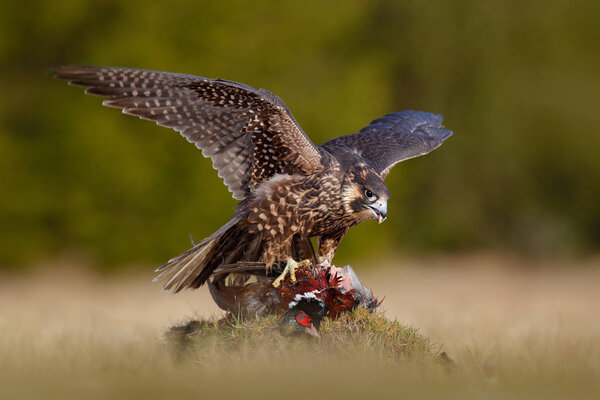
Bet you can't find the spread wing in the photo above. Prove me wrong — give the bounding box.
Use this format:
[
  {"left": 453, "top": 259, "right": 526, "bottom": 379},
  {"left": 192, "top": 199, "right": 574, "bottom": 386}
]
[
  {"left": 53, "top": 65, "right": 325, "bottom": 200},
  {"left": 323, "top": 111, "right": 452, "bottom": 178}
]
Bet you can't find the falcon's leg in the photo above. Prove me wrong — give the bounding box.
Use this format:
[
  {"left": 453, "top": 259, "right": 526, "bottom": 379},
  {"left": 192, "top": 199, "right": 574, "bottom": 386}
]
[
  {"left": 272, "top": 258, "right": 310, "bottom": 287},
  {"left": 317, "top": 229, "right": 348, "bottom": 266}
]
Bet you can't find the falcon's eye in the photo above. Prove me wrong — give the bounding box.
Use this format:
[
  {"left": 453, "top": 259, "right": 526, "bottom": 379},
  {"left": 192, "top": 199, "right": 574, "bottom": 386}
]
[{"left": 364, "top": 189, "right": 376, "bottom": 202}]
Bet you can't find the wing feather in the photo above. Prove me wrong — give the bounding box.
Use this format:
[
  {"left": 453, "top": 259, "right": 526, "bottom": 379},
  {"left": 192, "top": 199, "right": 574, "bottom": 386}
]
[
  {"left": 54, "top": 65, "right": 324, "bottom": 200},
  {"left": 323, "top": 111, "right": 452, "bottom": 178}
]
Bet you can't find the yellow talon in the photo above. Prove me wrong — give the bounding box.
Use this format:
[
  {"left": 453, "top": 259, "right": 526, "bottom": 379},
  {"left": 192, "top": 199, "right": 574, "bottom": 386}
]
[{"left": 272, "top": 258, "right": 311, "bottom": 287}]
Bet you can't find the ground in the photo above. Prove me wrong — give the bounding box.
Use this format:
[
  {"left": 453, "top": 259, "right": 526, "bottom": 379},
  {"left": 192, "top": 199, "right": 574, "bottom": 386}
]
[{"left": 1, "top": 254, "right": 599, "bottom": 399}]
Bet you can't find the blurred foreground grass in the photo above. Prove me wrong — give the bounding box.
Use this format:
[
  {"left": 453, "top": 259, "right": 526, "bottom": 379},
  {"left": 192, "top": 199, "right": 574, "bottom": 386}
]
[{"left": 1, "top": 255, "right": 599, "bottom": 399}]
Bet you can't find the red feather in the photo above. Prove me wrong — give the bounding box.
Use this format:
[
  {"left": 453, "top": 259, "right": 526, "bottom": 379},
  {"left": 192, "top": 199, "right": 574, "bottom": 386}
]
[{"left": 277, "top": 264, "right": 359, "bottom": 319}]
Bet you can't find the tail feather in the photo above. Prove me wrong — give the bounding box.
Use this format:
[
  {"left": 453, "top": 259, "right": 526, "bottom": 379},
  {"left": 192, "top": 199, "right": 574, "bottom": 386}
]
[
  {"left": 163, "top": 240, "right": 217, "bottom": 292},
  {"left": 154, "top": 213, "right": 318, "bottom": 294},
  {"left": 154, "top": 213, "right": 245, "bottom": 293}
]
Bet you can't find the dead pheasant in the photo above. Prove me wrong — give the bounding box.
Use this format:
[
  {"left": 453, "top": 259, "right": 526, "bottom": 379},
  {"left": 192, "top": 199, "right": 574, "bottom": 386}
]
[{"left": 207, "top": 262, "right": 381, "bottom": 322}]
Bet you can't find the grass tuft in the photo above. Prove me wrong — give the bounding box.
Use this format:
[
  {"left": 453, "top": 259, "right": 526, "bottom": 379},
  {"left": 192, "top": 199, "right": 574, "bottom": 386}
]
[{"left": 167, "top": 307, "right": 438, "bottom": 367}]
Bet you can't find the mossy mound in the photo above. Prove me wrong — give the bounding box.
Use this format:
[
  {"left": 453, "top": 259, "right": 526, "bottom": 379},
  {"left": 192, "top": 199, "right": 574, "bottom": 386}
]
[{"left": 166, "top": 308, "right": 445, "bottom": 367}]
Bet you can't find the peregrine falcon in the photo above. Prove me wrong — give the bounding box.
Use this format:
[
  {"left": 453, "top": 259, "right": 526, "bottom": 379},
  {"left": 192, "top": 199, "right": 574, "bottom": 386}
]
[{"left": 54, "top": 65, "right": 452, "bottom": 292}]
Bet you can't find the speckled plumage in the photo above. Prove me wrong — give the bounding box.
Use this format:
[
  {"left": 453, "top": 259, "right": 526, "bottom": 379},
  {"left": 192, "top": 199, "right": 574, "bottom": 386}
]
[{"left": 53, "top": 65, "right": 453, "bottom": 293}]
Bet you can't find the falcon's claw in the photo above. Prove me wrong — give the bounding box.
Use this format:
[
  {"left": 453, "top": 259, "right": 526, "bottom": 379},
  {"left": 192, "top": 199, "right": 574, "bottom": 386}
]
[{"left": 272, "top": 259, "right": 311, "bottom": 287}]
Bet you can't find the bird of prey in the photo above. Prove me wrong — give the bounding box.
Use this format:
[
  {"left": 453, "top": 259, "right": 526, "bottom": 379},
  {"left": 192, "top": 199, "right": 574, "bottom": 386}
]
[{"left": 53, "top": 65, "right": 452, "bottom": 292}]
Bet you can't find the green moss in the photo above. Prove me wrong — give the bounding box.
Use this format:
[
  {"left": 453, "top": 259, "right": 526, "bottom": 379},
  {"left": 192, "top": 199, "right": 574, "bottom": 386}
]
[
  {"left": 167, "top": 308, "right": 435, "bottom": 366},
  {"left": 320, "top": 307, "right": 431, "bottom": 359}
]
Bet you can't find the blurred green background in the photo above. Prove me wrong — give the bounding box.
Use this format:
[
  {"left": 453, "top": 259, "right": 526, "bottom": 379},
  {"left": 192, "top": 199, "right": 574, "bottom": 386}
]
[{"left": 1, "top": 0, "right": 599, "bottom": 270}]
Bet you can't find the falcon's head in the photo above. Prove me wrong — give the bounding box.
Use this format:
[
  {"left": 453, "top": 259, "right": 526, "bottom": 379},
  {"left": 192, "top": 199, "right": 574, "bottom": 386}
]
[{"left": 342, "top": 163, "right": 390, "bottom": 224}]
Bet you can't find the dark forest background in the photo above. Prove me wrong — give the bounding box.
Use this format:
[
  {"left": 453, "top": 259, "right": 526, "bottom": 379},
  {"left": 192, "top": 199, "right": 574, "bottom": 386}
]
[{"left": 1, "top": 0, "right": 599, "bottom": 270}]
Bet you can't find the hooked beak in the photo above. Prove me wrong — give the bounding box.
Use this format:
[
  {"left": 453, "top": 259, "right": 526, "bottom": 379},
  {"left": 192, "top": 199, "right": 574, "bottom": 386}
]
[
  {"left": 304, "top": 323, "right": 320, "bottom": 338},
  {"left": 368, "top": 200, "right": 388, "bottom": 224}
]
